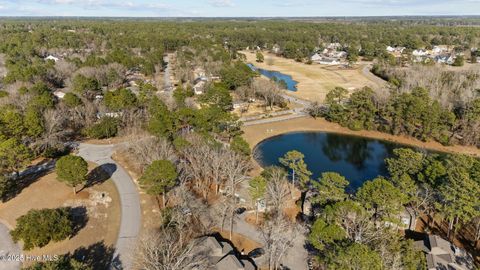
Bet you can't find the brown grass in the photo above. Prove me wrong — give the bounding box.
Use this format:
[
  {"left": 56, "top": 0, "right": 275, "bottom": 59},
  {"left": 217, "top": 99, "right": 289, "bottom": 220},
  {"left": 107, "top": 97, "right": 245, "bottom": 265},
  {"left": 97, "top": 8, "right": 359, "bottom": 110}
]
[
  {"left": 0, "top": 163, "right": 120, "bottom": 262},
  {"left": 242, "top": 51, "right": 383, "bottom": 103}
]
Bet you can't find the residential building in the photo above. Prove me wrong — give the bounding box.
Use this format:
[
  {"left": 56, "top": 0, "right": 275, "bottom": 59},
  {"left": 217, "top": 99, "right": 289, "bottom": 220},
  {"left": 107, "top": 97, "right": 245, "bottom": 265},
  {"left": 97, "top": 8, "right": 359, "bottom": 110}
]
[
  {"left": 53, "top": 90, "right": 66, "bottom": 99},
  {"left": 310, "top": 53, "right": 322, "bottom": 62},
  {"left": 435, "top": 54, "right": 455, "bottom": 65},
  {"left": 45, "top": 55, "right": 59, "bottom": 62},
  {"left": 415, "top": 235, "right": 475, "bottom": 270}
]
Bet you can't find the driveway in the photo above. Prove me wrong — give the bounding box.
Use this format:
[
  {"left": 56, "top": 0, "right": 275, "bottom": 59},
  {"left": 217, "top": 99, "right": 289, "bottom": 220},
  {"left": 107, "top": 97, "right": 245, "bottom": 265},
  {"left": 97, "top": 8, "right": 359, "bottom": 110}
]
[
  {"left": 232, "top": 213, "right": 308, "bottom": 270},
  {"left": 78, "top": 143, "right": 141, "bottom": 270},
  {"left": 0, "top": 222, "right": 21, "bottom": 270}
]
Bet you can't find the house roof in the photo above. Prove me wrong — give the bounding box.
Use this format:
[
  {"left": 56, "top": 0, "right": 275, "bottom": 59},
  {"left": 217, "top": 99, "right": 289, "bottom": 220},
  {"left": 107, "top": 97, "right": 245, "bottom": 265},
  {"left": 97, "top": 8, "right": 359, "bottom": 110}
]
[
  {"left": 216, "top": 254, "right": 244, "bottom": 270},
  {"left": 416, "top": 235, "right": 472, "bottom": 270}
]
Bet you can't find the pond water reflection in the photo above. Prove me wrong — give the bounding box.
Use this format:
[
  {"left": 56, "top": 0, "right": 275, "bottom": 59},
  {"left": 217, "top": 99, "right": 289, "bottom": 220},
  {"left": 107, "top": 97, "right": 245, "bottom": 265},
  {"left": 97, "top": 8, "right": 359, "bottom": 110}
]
[{"left": 254, "top": 132, "right": 417, "bottom": 191}]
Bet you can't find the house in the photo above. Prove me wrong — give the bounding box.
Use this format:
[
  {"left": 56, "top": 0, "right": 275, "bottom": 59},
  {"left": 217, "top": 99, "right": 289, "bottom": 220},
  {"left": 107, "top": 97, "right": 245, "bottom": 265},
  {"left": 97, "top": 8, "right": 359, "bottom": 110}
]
[
  {"left": 97, "top": 112, "right": 123, "bottom": 119},
  {"left": 194, "top": 236, "right": 256, "bottom": 270},
  {"left": 414, "top": 235, "right": 474, "bottom": 270},
  {"left": 310, "top": 53, "right": 322, "bottom": 62},
  {"left": 435, "top": 54, "right": 455, "bottom": 65},
  {"left": 193, "top": 80, "right": 206, "bottom": 95},
  {"left": 413, "top": 49, "right": 428, "bottom": 57},
  {"left": 326, "top": 42, "right": 342, "bottom": 50},
  {"left": 318, "top": 58, "right": 340, "bottom": 65},
  {"left": 53, "top": 90, "right": 66, "bottom": 99},
  {"left": 386, "top": 46, "right": 406, "bottom": 55},
  {"left": 272, "top": 44, "right": 281, "bottom": 54},
  {"left": 233, "top": 101, "right": 248, "bottom": 110},
  {"left": 44, "top": 55, "right": 59, "bottom": 62}
]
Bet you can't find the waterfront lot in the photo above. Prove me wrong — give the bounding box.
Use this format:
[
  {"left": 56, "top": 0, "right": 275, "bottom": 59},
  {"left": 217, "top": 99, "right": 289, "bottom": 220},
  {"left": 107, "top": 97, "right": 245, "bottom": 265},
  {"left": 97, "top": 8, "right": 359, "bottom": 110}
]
[{"left": 242, "top": 51, "right": 385, "bottom": 102}]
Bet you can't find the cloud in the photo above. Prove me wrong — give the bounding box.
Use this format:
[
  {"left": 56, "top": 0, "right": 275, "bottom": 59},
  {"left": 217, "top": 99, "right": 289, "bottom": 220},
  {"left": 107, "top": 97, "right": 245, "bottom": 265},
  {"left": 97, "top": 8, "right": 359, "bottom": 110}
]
[{"left": 209, "top": 0, "right": 234, "bottom": 7}]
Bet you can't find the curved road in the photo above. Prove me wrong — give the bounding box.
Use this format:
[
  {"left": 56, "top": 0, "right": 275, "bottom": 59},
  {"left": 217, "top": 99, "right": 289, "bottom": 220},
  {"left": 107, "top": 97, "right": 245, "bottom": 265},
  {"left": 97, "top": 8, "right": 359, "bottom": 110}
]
[
  {"left": 0, "top": 223, "right": 21, "bottom": 270},
  {"left": 78, "top": 143, "right": 141, "bottom": 270}
]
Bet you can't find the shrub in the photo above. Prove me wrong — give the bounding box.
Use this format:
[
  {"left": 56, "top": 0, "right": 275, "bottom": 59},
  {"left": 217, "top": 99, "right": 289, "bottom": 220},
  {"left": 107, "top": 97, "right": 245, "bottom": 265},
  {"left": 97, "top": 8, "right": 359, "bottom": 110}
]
[
  {"left": 85, "top": 117, "right": 118, "bottom": 139},
  {"left": 11, "top": 208, "right": 73, "bottom": 250},
  {"left": 63, "top": 92, "right": 83, "bottom": 107},
  {"left": 24, "top": 256, "right": 91, "bottom": 270},
  {"left": 0, "top": 90, "right": 8, "bottom": 98}
]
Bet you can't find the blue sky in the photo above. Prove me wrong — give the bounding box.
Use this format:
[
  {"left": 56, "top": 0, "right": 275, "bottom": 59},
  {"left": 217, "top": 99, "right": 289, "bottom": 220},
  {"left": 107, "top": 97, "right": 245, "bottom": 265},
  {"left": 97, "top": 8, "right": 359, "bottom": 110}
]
[{"left": 0, "top": 0, "right": 480, "bottom": 17}]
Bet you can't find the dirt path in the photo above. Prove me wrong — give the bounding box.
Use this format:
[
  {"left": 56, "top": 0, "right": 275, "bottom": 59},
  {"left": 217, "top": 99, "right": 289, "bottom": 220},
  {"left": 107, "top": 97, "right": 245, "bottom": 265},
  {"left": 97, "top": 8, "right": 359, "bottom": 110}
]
[{"left": 242, "top": 116, "right": 480, "bottom": 157}]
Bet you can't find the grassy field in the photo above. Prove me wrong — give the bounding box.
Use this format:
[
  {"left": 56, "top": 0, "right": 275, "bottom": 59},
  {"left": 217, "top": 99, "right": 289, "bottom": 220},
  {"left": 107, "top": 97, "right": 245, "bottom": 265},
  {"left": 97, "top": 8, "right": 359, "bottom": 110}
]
[
  {"left": 0, "top": 162, "right": 120, "bottom": 265},
  {"left": 242, "top": 51, "right": 385, "bottom": 102}
]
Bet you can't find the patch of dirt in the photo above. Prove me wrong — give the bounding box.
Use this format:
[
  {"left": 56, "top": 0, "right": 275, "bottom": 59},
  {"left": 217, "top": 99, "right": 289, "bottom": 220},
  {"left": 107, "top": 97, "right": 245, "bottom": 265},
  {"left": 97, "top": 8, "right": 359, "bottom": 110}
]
[{"left": 0, "top": 163, "right": 121, "bottom": 265}]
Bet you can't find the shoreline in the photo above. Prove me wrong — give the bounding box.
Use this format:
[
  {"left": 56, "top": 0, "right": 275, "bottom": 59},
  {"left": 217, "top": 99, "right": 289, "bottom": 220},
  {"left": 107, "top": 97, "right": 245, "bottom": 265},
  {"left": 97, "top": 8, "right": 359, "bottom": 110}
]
[{"left": 242, "top": 116, "right": 480, "bottom": 158}]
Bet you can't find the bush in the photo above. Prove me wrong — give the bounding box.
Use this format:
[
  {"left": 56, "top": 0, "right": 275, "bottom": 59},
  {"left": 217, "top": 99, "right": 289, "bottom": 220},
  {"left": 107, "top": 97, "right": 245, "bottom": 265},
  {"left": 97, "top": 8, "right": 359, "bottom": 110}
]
[
  {"left": 11, "top": 208, "right": 73, "bottom": 250},
  {"left": 63, "top": 92, "right": 83, "bottom": 107},
  {"left": 0, "top": 90, "right": 8, "bottom": 98},
  {"left": 85, "top": 117, "right": 118, "bottom": 139},
  {"left": 24, "top": 256, "right": 91, "bottom": 270}
]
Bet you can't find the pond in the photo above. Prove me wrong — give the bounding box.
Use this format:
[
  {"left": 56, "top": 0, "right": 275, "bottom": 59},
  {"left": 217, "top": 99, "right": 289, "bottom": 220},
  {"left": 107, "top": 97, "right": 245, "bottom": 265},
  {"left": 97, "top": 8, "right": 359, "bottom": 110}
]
[
  {"left": 247, "top": 63, "right": 298, "bottom": 91},
  {"left": 254, "top": 132, "right": 421, "bottom": 191}
]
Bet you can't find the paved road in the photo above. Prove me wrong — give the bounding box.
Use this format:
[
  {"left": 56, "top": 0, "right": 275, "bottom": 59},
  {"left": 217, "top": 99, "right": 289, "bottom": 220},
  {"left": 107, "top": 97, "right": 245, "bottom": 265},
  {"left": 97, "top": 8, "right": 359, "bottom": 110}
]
[
  {"left": 361, "top": 64, "right": 388, "bottom": 86},
  {"left": 0, "top": 223, "right": 21, "bottom": 270},
  {"left": 78, "top": 143, "right": 141, "bottom": 270},
  {"left": 241, "top": 94, "right": 311, "bottom": 126}
]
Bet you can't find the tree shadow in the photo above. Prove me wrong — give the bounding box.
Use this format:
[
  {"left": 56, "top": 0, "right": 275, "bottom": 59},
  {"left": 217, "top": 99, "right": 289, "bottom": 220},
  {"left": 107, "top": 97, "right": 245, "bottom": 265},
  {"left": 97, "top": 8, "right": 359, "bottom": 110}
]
[
  {"left": 84, "top": 163, "right": 117, "bottom": 189},
  {"left": 68, "top": 206, "right": 89, "bottom": 237},
  {"left": 1, "top": 161, "right": 55, "bottom": 202},
  {"left": 71, "top": 241, "right": 117, "bottom": 270}
]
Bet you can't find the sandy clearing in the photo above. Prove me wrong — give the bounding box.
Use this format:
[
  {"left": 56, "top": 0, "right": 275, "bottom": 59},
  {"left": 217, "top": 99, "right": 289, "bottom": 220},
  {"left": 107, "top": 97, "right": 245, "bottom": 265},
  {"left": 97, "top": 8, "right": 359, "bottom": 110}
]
[
  {"left": 242, "top": 51, "right": 384, "bottom": 103},
  {"left": 242, "top": 116, "right": 480, "bottom": 158},
  {"left": 0, "top": 163, "right": 121, "bottom": 264}
]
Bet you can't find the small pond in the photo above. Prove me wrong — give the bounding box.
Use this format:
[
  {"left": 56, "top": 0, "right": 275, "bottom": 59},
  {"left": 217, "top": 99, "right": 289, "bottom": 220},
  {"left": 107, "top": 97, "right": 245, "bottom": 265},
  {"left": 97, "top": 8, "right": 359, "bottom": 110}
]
[
  {"left": 254, "top": 132, "right": 426, "bottom": 191},
  {"left": 247, "top": 63, "right": 298, "bottom": 91}
]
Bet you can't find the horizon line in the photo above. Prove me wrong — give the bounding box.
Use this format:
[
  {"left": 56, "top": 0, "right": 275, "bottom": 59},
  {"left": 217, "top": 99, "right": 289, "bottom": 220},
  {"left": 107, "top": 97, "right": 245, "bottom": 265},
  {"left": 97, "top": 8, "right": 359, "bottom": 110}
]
[{"left": 1, "top": 15, "right": 480, "bottom": 19}]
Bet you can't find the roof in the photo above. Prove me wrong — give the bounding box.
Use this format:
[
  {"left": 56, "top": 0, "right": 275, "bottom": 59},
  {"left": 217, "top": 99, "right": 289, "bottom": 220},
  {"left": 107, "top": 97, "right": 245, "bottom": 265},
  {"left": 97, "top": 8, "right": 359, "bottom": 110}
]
[
  {"left": 427, "top": 235, "right": 452, "bottom": 254},
  {"left": 195, "top": 236, "right": 257, "bottom": 270},
  {"left": 415, "top": 235, "right": 473, "bottom": 270},
  {"left": 216, "top": 254, "right": 244, "bottom": 270}
]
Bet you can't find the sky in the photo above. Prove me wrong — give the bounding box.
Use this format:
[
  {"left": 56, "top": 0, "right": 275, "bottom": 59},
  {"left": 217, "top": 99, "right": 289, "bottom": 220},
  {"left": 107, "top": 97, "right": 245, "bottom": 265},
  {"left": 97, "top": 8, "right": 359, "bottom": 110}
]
[{"left": 0, "top": 0, "right": 480, "bottom": 17}]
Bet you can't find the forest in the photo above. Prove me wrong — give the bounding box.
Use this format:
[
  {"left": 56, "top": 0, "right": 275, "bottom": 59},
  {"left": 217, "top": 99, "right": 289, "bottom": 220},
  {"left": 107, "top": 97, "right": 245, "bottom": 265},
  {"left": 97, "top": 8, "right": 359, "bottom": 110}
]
[{"left": 0, "top": 18, "right": 479, "bottom": 270}]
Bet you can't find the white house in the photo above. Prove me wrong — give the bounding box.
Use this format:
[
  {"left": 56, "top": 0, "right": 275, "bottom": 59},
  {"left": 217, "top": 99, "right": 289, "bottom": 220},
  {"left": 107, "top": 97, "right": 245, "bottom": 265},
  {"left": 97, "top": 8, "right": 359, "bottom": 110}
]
[
  {"left": 413, "top": 49, "right": 428, "bottom": 57},
  {"left": 53, "top": 90, "right": 66, "bottom": 99},
  {"left": 435, "top": 54, "right": 455, "bottom": 65},
  {"left": 193, "top": 80, "right": 206, "bottom": 95},
  {"left": 310, "top": 53, "right": 322, "bottom": 62},
  {"left": 326, "top": 42, "right": 342, "bottom": 50},
  {"left": 45, "top": 55, "right": 59, "bottom": 62},
  {"left": 386, "top": 46, "right": 396, "bottom": 53},
  {"left": 318, "top": 58, "right": 340, "bottom": 65}
]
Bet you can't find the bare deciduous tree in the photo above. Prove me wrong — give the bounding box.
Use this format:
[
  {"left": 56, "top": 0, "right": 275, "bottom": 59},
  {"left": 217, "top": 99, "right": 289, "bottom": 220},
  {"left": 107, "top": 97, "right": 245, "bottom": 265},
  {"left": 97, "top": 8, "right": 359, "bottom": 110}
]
[{"left": 134, "top": 228, "right": 209, "bottom": 270}]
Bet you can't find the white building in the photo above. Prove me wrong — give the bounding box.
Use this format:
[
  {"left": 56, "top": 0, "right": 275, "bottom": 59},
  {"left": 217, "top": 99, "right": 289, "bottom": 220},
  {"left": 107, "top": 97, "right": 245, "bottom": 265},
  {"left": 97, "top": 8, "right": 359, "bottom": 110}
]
[
  {"left": 45, "top": 55, "right": 59, "bottom": 62},
  {"left": 53, "top": 90, "right": 66, "bottom": 99},
  {"left": 310, "top": 53, "right": 322, "bottom": 62},
  {"left": 413, "top": 49, "right": 428, "bottom": 57}
]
